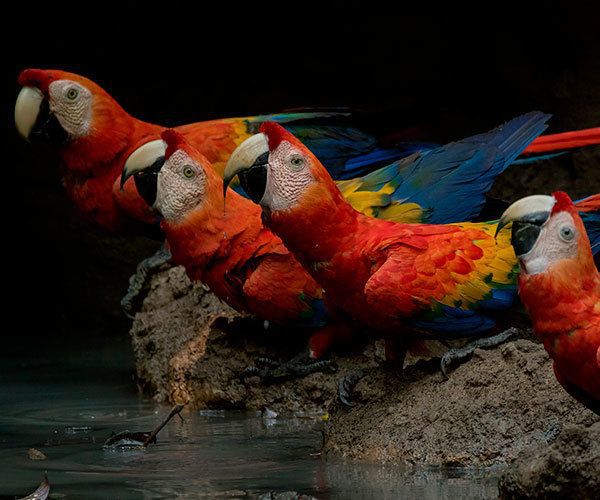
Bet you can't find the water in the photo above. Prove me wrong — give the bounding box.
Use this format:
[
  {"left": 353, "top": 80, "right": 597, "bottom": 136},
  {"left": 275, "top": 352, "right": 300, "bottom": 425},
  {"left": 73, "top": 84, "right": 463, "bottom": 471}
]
[{"left": 0, "top": 335, "right": 501, "bottom": 498}]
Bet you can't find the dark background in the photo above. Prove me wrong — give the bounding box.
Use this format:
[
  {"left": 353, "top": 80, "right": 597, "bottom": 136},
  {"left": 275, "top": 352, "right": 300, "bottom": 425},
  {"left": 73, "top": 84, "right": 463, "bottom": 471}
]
[{"left": 4, "top": 9, "right": 600, "bottom": 341}]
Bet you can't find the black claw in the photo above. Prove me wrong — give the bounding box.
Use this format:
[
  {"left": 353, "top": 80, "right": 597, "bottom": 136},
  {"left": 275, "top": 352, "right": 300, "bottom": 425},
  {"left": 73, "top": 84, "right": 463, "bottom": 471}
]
[
  {"left": 121, "top": 247, "right": 172, "bottom": 318},
  {"left": 338, "top": 370, "right": 365, "bottom": 408},
  {"left": 255, "top": 357, "right": 280, "bottom": 369},
  {"left": 240, "top": 354, "right": 337, "bottom": 383},
  {"left": 240, "top": 365, "right": 261, "bottom": 379},
  {"left": 440, "top": 327, "right": 518, "bottom": 378}
]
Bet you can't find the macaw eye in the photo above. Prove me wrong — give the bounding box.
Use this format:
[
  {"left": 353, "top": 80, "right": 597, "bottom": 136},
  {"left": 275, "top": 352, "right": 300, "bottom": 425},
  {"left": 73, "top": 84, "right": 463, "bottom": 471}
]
[
  {"left": 559, "top": 226, "right": 575, "bottom": 242},
  {"left": 288, "top": 155, "right": 305, "bottom": 169},
  {"left": 182, "top": 166, "right": 196, "bottom": 179},
  {"left": 66, "top": 88, "right": 79, "bottom": 100}
]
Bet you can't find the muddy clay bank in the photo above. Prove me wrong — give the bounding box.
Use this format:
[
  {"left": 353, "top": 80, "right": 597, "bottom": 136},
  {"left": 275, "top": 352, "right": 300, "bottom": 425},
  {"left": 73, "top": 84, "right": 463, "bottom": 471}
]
[{"left": 130, "top": 266, "right": 599, "bottom": 471}]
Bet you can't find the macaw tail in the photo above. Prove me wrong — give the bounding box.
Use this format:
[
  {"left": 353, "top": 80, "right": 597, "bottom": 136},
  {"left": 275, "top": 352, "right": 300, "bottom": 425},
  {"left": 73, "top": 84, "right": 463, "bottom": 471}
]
[
  {"left": 524, "top": 127, "right": 600, "bottom": 155},
  {"left": 339, "top": 111, "right": 550, "bottom": 225},
  {"left": 513, "top": 127, "right": 600, "bottom": 164},
  {"left": 574, "top": 194, "right": 600, "bottom": 253}
]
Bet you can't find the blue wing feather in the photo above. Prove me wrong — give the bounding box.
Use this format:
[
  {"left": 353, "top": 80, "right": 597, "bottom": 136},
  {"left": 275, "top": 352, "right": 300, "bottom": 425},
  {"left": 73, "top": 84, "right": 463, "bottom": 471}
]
[
  {"left": 581, "top": 209, "right": 600, "bottom": 253},
  {"left": 283, "top": 124, "right": 432, "bottom": 179},
  {"left": 246, "top": 112, "right": 434, "bottom": 180},
  {"left": 385, "top": 112, "right": 551, "bottom": 223},
  {"left": 411, "top": 306, "right": 497, "bottom": 336}
]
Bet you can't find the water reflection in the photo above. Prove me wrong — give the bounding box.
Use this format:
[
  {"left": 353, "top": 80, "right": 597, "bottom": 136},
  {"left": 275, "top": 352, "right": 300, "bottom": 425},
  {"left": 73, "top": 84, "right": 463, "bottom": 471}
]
[{"left": 0, "top": 335, "right": 500, "bottom": 498}]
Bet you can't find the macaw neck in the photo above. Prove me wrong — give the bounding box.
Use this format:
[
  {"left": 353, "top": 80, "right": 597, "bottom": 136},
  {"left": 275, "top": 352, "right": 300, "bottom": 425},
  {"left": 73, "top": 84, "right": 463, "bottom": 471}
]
[
  {"left": 59, "top": 110, "right": 162, "bottom": 177},
  {"left": 162, "top": 189, "right": 267, "bottom": 281},
  {"left": 265, "top": 182, "right": 363, "bottom": 266},
  {"left": 519, "top": 258, "right": 600, "bottom": 338}
]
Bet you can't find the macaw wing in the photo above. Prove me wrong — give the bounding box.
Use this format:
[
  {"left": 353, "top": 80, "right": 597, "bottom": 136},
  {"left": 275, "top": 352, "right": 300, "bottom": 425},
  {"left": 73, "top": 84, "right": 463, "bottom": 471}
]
[
  {"left": 246, "top": 112, "right": 432, "bottom": 179},
  {"left": 574, "top": 194, "right": 600, "bottom": 253},
  {"left": 242, "top": 252, "right": 328, "bottom": 328},
  {"left": 364, "top": 222, "right": 518, "bottom": 337},
  {"left": 339, "top": 112, "right": 550, "bottom": 224},
  {"left": 178, "top": 111, "right": 431, "bottom": 185},
  {"left": 582, "top": 211, "right": 600, "bottom": 253}
]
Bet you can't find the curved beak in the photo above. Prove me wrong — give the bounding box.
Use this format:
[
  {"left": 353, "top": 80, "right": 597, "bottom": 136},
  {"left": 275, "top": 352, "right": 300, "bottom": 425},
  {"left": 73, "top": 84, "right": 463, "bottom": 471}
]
[
  {"left": 121, "top": 139, "right": 166, "bottom": 207},
  {"left": 15, "top": 87, "right": 44, "bottom": 139},
  {"left": 223, "top": 133, "right": 269, "bottom": 204},
  {"left": 496, "top": 194, "right": 556, "bottom": 256},
  {"left": 15, "top": 86, "right": 69, "bottom": 144}
]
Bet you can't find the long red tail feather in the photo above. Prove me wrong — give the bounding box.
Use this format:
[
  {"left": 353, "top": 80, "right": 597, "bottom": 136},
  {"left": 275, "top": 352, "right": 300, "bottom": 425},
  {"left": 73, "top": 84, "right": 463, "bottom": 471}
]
[
  {"left": 574, "top": 194, "right": 600, "bottom": 213},
  {"left": 524, "top": 127, "right": 600, "bottom": 155}
]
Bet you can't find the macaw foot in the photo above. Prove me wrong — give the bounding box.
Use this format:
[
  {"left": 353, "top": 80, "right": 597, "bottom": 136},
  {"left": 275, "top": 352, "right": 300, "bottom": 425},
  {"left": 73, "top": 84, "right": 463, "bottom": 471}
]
[
  {"left": 121, "top": 246, "right": 173, "bottom": 318},
  {"left": 338, "top": 370, "right": 365, "bottom": 408},
  {"left": 440, "top": 327, "right": 518, "bottom": 378},
  {"left": 241, "top": 352, "right": 337, "bottom": 383}
]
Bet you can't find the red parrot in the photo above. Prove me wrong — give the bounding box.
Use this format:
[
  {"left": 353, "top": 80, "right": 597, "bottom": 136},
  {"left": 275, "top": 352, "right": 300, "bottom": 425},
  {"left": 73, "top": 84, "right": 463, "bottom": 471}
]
[
  {"left": 13, "top": 68, "right": 430, "bottom": 314},
  {"left": 15, "top": 69, "right": 600, "bottom": 235},
  {"left": 15, "top": 68, "right": 399, "bottom": 235},
  {"left": 15, "top": 69, "right": 600, "bottom": 319},
  {"left": 123, "top": 129, "right": 353, "bottom": 376},
  {"left": 222, "top": 123, "right": 600, "bottom": 365},
  {"left": 497, "top": 192, "right": 600, "bottom": 414}
]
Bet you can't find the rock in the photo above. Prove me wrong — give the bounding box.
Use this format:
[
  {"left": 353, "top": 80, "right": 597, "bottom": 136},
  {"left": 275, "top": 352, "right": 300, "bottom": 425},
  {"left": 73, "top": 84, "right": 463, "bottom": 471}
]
[
  {"left": 130, "top": 266, "right": 376, "bottom": 414},
  {"left": 27, "top": 448, "right": 47, "bottom": 460},
  {"left": 130, "top": 265, "right": 238, "bottom": 405},
  {"left": 130, "top": 268, "right": 599, "bottom": 466},
  {"left": 322, "top": 340, "right": 599, "bottom": 466},
  {"left": 258, "top": 493, "right": 317, "bottom": 500},
  {"left": 498, "top": 422, "right": 600, "bottom": 499}
]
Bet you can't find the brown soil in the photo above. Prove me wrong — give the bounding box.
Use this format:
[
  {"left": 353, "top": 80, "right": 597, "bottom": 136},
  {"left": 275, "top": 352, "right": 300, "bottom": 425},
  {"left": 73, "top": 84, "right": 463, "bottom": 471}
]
[
  {"left": 498, "top": 422, "right": 600, "bottom": 499},
  {"left": 130, "top": 267, "right": 599, "bottom": 468},
  {"left": 131, "top": 265, "right": 375, "bottom": 414},
  {"left": 322, "top": 340, "right": 598, "bottom": 466}
]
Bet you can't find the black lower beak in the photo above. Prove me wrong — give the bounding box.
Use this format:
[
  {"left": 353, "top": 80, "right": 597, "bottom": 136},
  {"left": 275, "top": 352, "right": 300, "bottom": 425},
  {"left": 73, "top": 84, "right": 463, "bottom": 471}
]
[
  {"left": 510, "top": 211, "right": 550, "bottom": 256},
  {"left": 29, "top": 99, "right": 69, "bottom": 145},
  {"left": 134, "top": 156, "right": 165, "bottom": 207},
  {"left": 224, "top": 151, "right": 269, "bottom": 204}
]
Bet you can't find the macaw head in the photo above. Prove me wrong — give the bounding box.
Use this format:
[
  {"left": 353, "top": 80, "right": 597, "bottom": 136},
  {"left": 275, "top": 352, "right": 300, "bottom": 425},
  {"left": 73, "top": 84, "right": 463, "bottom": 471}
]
[
  {"left": 223, "top": 122, "right": 342, "bottom": 215},
  {"left": 497, "top": 191, "right": 595, "bottom": 276},
  {"left": 121, "top": 130, "right": 219, "bottom": 223},
  {"left": 15, "top": 68, "right": 130, "bottom": 149}
]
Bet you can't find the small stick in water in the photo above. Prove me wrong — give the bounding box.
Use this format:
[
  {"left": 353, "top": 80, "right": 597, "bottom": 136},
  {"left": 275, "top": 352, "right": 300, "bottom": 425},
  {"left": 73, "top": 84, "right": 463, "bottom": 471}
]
[{"left": 143, "top": 404, "right": 185, "bottom": 447}]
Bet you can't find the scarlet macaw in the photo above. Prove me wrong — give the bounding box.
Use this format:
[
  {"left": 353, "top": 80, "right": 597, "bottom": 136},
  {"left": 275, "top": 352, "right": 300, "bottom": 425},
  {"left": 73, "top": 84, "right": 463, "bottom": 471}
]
[
  {"left": 124, "top": 129, "right": 346, "bottom": 377},
  {"left": 222, "top": 123, "right": 600, "bottom": 374},
  {"left": 13, "top": 68, "right": 426, "bottom": 314},
  {"left": 121, "top": 113, "right": 559, "bottom": 378},
  {"left": 15, "top": 69, "right": 600, "bottom": 315},
  {"left": 497, "top": 192, "right": 599, "bottom": 414},
  {"left": 15, "top": 69, "right": 600, "bottom": 233}
]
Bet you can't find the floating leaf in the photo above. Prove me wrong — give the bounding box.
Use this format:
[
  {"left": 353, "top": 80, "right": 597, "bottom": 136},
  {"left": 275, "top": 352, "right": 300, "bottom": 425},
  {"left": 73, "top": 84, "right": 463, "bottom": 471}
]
[
  {"left": 27, "top": 448, "right": 47, "bottom": 461},
  {"left": 18, "top": 474, "right": 49, "bottom": 500}
]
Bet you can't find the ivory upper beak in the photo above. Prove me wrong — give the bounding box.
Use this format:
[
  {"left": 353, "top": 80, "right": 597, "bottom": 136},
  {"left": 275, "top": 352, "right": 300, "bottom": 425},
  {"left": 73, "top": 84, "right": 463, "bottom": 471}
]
[
  {"left": 496, "top": 194, "right": 556, "bottom": 237},
  {"left": 15, "top": 86, "right": 44, "bottom": 139},
  {"left": 121, "top": 139, "right": 166, "bottom": 189},
  {"left": 223, "top": 133, "right": 269, "bottom": 197}
]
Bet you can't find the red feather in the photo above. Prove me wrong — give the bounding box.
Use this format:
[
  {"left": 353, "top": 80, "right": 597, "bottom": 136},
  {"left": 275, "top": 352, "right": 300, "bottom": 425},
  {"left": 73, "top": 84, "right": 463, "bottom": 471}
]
[
  {"left": 518, "top": 199, "right": 600, "bottom": 404},
  {"left": 162, "top": 129, "right": 189, "bottom": 159},
  {"left": 260, "top": 121, "right": 293, "bottom": 150},
  {"left": 551, "top": 190, "right": 576, "bottom": 215}
]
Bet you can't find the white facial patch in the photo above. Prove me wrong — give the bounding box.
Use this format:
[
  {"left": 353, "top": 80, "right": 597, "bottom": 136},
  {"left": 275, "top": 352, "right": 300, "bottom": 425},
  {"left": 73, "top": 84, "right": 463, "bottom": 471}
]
[
  {"left": 520, "top": 211, "right": 579, "bottom": 275},
  {"left": 156, "top": 150, "right": 207, "bottom": 223},
  {"left": 263, "top": 141, "right": 314, "bottom": 211},
  {"left": 48, "top": 80, "right": 93, "bottom": 137}
]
